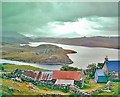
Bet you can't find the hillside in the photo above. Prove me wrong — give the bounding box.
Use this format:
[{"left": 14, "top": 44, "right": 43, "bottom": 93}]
[
  {"left": 1, "top": 31, "right": 31, "bottom": 44},
  {"left": 2, "top": 64, "right": 46, "bottom": 72},
  {"left": 1, "top": 31, "right": 119, "bottom": 49},
  {"left": 33, "top": 36, "right": 119, "bottom": 49},
  {"left": 1, "top": 78, "right": 69, "bottom": 95},
  {"left": 1, "top": 44, "right": 74, "bottom": 65}
]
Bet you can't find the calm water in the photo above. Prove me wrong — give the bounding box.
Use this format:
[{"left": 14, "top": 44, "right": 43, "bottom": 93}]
[
  {"left": 1, "top": 42, "right": 119, "bottom": 70},
  {"left": 0, "top": 59, "right": 62, "bottom": 70}
]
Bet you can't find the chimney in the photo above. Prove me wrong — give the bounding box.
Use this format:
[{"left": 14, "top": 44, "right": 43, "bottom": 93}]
[{"left": 104, "top": 56, "right": 108, "bottom": 63}]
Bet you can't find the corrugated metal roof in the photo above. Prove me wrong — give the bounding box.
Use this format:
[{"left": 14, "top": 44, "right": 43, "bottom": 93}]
[
  {"left": 23, "top": 71, "right": 54, "bottom": 80},
  {"left": 52, "top": 70, "right": 83, "bottom": 81},
  {"left": 55, "top": 79, "right": 74, "bottom": 85},
  {"left": 96, "top": 69, "right": 106, "bottom": 76},
  {"left": 40, "top": 71, "right": 53, "bottom": 80},
  {"left": 36, "top": 71, "right": 42, "bottom": 80},
  {"left": 106, "top": 60, "right": 120, "bottom": 72}
]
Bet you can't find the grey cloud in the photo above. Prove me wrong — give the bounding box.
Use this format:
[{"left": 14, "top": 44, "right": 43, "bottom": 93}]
[{"left": 2, "top": 2, "right": 118, "bottom": 37}]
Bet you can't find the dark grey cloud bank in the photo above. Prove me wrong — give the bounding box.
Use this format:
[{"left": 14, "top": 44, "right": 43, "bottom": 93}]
[{"left": 2, "top": 2, "right": 118, "bottom": 37}]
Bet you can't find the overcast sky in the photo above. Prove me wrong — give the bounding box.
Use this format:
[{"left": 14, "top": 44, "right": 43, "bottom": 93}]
[{"left": 2, "top": 2, "right": 118, "bottom": 38}]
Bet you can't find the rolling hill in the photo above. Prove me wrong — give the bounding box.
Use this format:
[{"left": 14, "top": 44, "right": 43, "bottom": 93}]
[
  {"left": 1, "top": 31, "right": 31, "bottom": 44},
  {"left": 1, "top": 44, "right": 74, "bottom": 65},
  {"left": 33, "top": 36, "right": 119, "bottom": 49}
]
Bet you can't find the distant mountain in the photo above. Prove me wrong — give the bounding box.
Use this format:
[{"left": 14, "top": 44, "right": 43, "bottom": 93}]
[
  {"left": 33, "top": 36, "right": 120, "bottom": 49},
  {"left": 59, "top": 32, "right": 81, "bottom": 38},
  {"left": 2, "top": 31, "right": 119, "bottom": 49},
  {"left": 1, "top": 31, "right": 31, "bottom": 44}
]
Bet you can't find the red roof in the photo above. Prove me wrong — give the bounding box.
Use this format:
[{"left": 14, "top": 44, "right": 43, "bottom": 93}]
[
  {"left": 23, "top": 70, "right": 37, "bottom": 79},
  {"left": 52, "top": 70, "right": 83, "bottom": 81},
  {"left": 36, "top": 72, "right": 42, "bottom": 80}
]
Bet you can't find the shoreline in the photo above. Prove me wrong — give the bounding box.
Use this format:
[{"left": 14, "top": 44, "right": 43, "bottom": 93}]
[{"left": 0, "top": 58, "right": 63, "bottom": 70}]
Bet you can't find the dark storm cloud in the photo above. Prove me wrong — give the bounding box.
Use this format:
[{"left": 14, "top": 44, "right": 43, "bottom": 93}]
[{"left": 2, "top": 2, "right": 118, "bottom": 37}]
